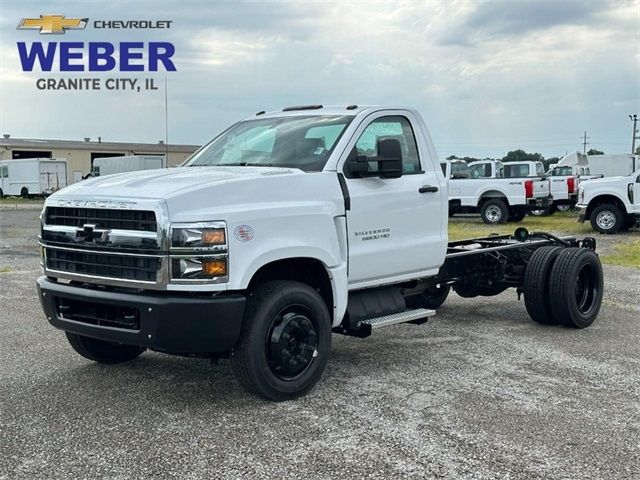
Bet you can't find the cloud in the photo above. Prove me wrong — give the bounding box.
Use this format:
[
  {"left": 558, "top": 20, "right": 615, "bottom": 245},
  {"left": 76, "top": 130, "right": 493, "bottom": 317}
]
[{"left": 0, "top": 0, "right": 638, "bottom": 159}]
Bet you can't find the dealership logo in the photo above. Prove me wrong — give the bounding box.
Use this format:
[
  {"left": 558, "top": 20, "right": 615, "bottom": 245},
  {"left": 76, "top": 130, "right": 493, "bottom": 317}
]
[
  {"left": 15, "top": 13, "right": 176, "bottom": 86},
  {"left": 17, "top": 15, "right": 88, "bottom": 34}
]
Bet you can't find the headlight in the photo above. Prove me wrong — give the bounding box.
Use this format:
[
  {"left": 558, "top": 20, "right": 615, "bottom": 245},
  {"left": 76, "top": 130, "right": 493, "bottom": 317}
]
[
  {"left": 170, "top": 222, "right": 226, "bottom": 250},
  {"left": 169, "top": 221, "right": 228, "bottom": 283},
  {"left": 171, "top": 257, "right": 227, "bottom": 280}
]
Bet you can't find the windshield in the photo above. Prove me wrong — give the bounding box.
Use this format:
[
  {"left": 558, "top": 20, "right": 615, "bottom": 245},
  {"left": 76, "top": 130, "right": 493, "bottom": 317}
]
[{"left": 184, "top": 115, "right": 353, "bottom": 172}]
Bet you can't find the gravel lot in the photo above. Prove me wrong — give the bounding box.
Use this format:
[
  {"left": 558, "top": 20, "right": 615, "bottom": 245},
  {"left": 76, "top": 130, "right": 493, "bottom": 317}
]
[{"left": 1, "top": 207, "right": 639, "bottom": 479}]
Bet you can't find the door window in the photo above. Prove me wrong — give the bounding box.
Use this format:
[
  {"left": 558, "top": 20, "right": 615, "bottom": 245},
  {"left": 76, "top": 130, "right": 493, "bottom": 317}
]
[
  {"left": 348, "top": 116, "right": 421, "bottom": 176},
  {"left": 1, "top": 165, "right": 7, "bottom": 177}
]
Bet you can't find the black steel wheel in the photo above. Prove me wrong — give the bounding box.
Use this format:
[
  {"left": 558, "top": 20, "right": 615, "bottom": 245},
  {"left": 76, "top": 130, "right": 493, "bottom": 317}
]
[
  {"left": 267, "top": 306, "right": 319, "bottom": 380},
  {"left": 407, "top": 285, "right": 450, "bottom": 309},
  {"left": 65, "top": 332, "right": 145, "bottom": 364},
  {"left": 231, "top": 280, "right": 331, "bottom": 401},
  {"left": 523, "top": 246, "right": 562, "bottom": 325},
  {"left": 549, "top": 248, "right": 603, "bottom": 328}
]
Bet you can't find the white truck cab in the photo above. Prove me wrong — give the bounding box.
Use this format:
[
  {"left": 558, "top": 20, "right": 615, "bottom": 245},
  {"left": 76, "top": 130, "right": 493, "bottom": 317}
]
[
  {"left": 37, "top": 105, "right": 604, "bottom": 400},
  {"left": 576, "top": 170, "right": 640, "bottom": 233}
]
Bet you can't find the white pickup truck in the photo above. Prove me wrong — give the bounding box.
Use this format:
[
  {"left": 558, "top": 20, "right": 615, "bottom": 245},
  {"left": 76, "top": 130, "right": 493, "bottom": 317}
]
[
  {"left": 442, "top": 159, "right": 551, "bottom": 223},
  {"left": 576, "top": 170, "right": 640, "bottom": 233},
  {"left": 500, "top": 160, "right": 577, "bottom": 216},
  {"left": 37, "top": 105, "right": 603, "bottom": 400}
]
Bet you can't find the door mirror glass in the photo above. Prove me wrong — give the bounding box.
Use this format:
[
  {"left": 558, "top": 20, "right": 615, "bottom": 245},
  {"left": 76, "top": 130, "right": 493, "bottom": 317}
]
[{"left": 377, "top": 138, "right": 403, "bottom": 178}]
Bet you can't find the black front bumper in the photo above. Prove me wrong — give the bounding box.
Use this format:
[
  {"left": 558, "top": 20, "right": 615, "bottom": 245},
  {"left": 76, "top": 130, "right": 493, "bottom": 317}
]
[{"left": 37, "top": 276, "right": 246, "bottom": 355}]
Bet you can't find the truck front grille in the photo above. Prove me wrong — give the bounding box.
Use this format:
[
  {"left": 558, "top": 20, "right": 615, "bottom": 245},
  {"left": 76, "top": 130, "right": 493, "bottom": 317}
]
[
  {"left": 56, "top": 297, "right": 140, "bottom": 330},
  {"left": 45, "top": 207, "right": 157, "bottom": 232},
  {"left": 46, "top": 248, "right": 159, "bottom": 283}
]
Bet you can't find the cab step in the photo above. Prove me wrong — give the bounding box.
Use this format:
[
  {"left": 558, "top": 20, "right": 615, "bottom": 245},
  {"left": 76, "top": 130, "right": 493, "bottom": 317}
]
[{"left": 362, "top": 308, "right": 435, "bottom": 329}]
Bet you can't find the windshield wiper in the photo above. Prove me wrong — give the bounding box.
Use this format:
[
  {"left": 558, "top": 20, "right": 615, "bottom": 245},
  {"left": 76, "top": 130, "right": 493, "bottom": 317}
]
[
  {"left": 216, "top": 162, "right": 274, "bottom": 167},
  {"left": 187, "top": 162, "right": 275, "bottom": 168}
]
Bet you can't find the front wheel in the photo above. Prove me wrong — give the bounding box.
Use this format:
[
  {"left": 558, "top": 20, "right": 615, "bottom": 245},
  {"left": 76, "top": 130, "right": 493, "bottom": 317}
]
[
  {"left": 231, "top": 280, "right": 332, "bottom": 401},
  {"left": 590, "top": 204, "right": 624, "bottom": 234},
  {"left": 65, "top": 332, "right": 145, "bottom": 364}
]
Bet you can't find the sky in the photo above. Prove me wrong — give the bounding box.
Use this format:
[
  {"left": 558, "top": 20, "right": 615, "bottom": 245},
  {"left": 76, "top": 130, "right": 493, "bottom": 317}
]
[{"left": 0, "top": 0, "right": 638, "bottom": 159}]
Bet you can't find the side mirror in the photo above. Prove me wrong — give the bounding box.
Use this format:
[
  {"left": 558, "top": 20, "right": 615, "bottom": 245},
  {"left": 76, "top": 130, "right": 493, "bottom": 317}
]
[{"left": 376, "top": 138, "right": 403, "bottom": 179}]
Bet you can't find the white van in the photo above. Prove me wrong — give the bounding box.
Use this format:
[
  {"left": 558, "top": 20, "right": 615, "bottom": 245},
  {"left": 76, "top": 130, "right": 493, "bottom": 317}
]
[{"left": 0, "top": 158, "right": 68, "bottom": 198}]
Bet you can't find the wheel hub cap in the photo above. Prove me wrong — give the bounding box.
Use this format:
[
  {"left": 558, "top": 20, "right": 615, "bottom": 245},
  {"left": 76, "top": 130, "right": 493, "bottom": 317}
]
[
  {"left": 268, "top": 310, "right": 318, "bottom": 379},
  {"left": 596, "top": 211, "right": 615, "bottom": 230},
  {"left": 486, "top": 206, "right": 502, "bottom": 222}
]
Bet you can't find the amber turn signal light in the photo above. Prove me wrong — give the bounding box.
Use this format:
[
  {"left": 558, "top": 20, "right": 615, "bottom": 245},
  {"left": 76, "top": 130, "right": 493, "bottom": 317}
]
[{"left": 202, "top": 259, "right": 227, "bottom": 277}]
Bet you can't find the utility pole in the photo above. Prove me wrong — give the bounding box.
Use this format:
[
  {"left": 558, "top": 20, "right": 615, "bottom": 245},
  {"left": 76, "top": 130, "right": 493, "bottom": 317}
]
[
  {"left": 630, "top": 114, "right": 638, "bottom": 155},
  {"left": 631, "top": 114, "right": 639, "bottom": 171},
  {"left": 582, "top": 131, "right": 589, "bottom": 154}
]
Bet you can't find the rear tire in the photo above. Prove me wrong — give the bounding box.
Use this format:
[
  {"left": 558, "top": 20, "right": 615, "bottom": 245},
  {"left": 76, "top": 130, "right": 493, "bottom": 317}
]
[
  {"left": 481, "top": 199, "right": 508, "bottom": 224},
  {"left": 20, "top": 187, "right": 29, "bottom": 198},
  {"left": 508, "top": 209, "right": 526, "bottom": 222},
  {"left": 590, "top": 204, "right": 624, "bottom": 234},
  {"left": 231, "top": 280, "right": 332, "bottom": 401},
  {"left": 65, "top": 332, "right": 145, "bottom": 364},
  {"left": 549, "top": 248, "right": 603, "bottom": 328},
  {"left": 528, "top": 205, "right": 555, "bottom": 217},
  {"left": 523, "top": 246, "right": 563, "bottom": 325},
  {"left": 407, "top": 285, "right": 450, "bottom": 309}
]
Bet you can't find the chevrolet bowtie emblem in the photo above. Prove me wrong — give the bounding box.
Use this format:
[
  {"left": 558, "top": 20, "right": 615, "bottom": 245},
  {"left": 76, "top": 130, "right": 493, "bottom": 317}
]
[{"left": 17, "top": 15, "right": 88, "bottom": 34}]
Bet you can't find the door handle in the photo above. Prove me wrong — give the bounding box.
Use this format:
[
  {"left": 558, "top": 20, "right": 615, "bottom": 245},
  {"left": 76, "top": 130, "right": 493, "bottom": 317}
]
[{"left": 419, "top": 185, "right": 439, "bottom": 193}]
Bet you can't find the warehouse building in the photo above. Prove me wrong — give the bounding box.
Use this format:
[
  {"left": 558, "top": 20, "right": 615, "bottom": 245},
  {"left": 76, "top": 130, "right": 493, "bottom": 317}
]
[{"left": 0, "top": 136, "right": 200, "bottom": 185}]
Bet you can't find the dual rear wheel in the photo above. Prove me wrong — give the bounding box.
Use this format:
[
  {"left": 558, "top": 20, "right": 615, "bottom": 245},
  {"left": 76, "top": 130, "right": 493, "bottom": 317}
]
[{"left": 524, "top": 246, "right": 603, "bottom": 328}]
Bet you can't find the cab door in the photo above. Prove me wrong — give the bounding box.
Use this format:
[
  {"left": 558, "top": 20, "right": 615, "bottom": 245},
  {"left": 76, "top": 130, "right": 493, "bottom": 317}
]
[{"left": 340, "top": 112, "right": 445, "bottom": 288}]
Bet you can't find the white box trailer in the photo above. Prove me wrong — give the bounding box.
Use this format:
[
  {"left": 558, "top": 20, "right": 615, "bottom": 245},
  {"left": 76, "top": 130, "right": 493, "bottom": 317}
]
[
  {"left": 0, "top": 158, "right": 68, "bottom": 198},
  {"left": 586, "top": 154, "right": 638, "bottom": 177},
  {"left": 91, "top": 155, "right": 166, "bottom": 177}
]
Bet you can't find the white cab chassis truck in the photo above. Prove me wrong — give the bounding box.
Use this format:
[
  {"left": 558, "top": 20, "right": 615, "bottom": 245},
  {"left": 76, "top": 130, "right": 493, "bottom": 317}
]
[
  {"left": 0, "top": 158, "right": 68, "bottom": 198},
  {"left": 576, "top": 170, "right": 640, "bottom": 234},
  {"left": 442, "top": 159, "right": 551, "bottom": 224},
  {"left": 37, "top": 106, "right": 604, "bottom": 400}
]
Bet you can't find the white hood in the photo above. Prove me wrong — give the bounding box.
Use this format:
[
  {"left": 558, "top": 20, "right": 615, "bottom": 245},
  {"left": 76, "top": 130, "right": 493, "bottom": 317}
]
[{"left": 52, "top": 166, "right": 303, "bottom": 200}]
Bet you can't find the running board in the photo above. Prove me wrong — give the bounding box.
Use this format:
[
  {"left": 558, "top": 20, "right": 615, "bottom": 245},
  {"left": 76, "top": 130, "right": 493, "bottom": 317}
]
[{"left": 362, "top": 308, "right": 435, "bottom": 329}]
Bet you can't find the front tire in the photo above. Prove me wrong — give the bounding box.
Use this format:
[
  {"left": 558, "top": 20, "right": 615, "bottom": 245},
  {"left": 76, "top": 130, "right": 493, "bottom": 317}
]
[
  {"left": 549, "top": 248, "right": 603, "bottom": 328},
  {"left": 590, "top": 204, "right": 624, "bottom": 234},
  {"left": 231, "top": 280, "right": 332, "bottom": 401},
  {"left": 65, "top": 332, "right": 145, "bottom": 364},
  {"left": 481, "top": 199, "right": 508, "bottom": 224}
]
